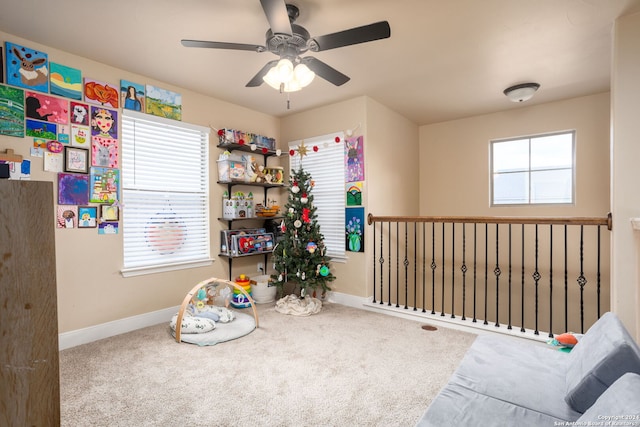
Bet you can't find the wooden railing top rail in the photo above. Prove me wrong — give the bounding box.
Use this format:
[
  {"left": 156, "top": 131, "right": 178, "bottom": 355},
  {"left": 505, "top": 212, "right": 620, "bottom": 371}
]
[{"left": 367, "top": 212, "right": 612, "bottom": 231}]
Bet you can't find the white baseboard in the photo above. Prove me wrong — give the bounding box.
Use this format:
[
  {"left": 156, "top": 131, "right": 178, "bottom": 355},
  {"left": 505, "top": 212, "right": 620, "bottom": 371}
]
[{"left": 59, "top": 305, "right": 179, "bottom": 351}]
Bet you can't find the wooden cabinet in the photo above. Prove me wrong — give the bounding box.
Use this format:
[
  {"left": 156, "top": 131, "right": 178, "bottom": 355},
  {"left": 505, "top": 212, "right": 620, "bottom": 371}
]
[{"left": 0, "top": 180, "right": 60, "bottom": 426}]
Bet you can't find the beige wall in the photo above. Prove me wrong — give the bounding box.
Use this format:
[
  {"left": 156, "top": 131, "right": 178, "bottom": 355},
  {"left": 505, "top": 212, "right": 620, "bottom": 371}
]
[
  {"left": 0, "top": 31, "right": 280, "bottom": 333},
  {"left": 611, "top": 12, "right": 640, "bottom": 340},
  {"left": 419, "top": 93, "right": 611, "bottom": 217},
  {"left": 280, "top": 97, "right": 419, "bottom": 297}
]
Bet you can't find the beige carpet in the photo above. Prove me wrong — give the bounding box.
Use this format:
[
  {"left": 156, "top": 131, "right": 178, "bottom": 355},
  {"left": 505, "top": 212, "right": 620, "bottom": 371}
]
[{"left": 59, "top": 302, "right": 477, "bottom": 426}]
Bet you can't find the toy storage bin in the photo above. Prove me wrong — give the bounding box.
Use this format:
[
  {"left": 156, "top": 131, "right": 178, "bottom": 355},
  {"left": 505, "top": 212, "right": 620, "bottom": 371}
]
[
  {"left": 217, "top": 158, "right": 246, "bottom": 182},
  {"left": 251, "top": 275, "right": 277, "bottom": 304}
]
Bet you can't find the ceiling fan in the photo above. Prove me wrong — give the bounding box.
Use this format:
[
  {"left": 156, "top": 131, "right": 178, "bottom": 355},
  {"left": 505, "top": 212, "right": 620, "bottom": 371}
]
[{"left": 181, "top": 0, "right": 391, "bottom": 90}]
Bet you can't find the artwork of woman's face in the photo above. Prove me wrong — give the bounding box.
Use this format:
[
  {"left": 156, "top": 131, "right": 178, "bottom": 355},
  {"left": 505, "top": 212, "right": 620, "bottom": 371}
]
[{"left": 92, "top": 109, "right": 114, "bottom": 134}]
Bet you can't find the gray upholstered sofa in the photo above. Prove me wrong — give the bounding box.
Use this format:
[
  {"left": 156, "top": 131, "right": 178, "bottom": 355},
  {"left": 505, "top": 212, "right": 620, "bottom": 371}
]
[{"left": 416, "top": 312, "right": 640, "bottom": 426}]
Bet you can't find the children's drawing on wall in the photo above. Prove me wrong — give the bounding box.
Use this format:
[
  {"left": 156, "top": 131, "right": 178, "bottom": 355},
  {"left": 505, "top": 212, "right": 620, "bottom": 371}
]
[
  {"left": 0, "top": 84, "right": 25, "bottom": 138},
  {"left": 78, "top": 206, "right": 98, "bottom": 228},
  {"left": 58, "top": 124, "right": 70, "bottom": 144},
  {"left": 98, "top": 222, "right": 118, "bottom": 235},
  {"left": 345, "top": 135, "right": 364, "bottom": 182},
  {"left": 70, "top": 101, "right": 89, "bottom": 126},
  {"left": 90, "top": 167, "right": 120, "bottom": 203},
  {"left": 84, "top": 77, "right": 119, "bottom": 108},
  {"left": 25, "top": 91, "right": 69, "bottom": 124},
  {"left": 25, "top": 119, "right": 57, "bottom": 139},
  {"left": 345, "top": 207, "right": 365, "bottom": 253},
  {"left": 120, "top": 80, "right": 145, "bottom": 112},
  {"left": 100, "top": 204, "right": 119, "bottom": 222},
  {"left": 5, "top": 42, "right": 49, "bottom": 93},
  {"left": 90, "top": 106, "right": 119, "bottom": 168},
  {"left": 58, "top": 173, "right": 89, "bottom": 205},
  {"left": 346, "top": 182, "right": 363, "bottom": 206},
  {"left": 57, "top": 205, "right": 78, "bottom": 229},
  {"left": 71, "top": 125, "right": 90, "bottom": 148},
  {"left": 49, "top": 62, "right": 82, "bottom": 100},
  {"left": 0, "top": 47, "right": 3, "bottom": 83},
  {"left": 44, "top": 152, "right": 63, "bottom": 172},
  {"left": 146, "top": 84, "right": 182, "bottom": 121},
  {"left": 31, "top": 138, "right": 47, "bottom": 157}
]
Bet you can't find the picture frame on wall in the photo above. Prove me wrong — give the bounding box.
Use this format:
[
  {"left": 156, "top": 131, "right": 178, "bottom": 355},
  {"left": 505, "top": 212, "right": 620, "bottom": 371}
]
[
  {"left": 100, "top": 204, "right": 119, "bottom": 222},
  {"left": 78, "top": 206, "right": 98, "bottom": 228},
  {"left": 64, "top": 146, "right": 89, "bottom": 174}
]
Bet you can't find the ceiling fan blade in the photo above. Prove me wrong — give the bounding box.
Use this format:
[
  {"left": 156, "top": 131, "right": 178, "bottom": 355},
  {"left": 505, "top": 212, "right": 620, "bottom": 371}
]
[
  {"left": 246, "top": 60, "right": 279, "bottom": 87},
  {"left": 260, "top": 0, "right": 292, "bottom": 36},
  {"left": 310, "top": 21, "right": 391, "bottom": 52},
  {"left": 181, "top": 39, "right": 266, "bottom": 52},
  {"left": 301, "top": 57, "right": 350, "bottom": 86}
]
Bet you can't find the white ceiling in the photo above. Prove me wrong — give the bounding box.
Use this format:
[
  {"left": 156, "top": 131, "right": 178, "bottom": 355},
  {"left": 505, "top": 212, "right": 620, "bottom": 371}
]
[{"left": 1, "top": 0, "right": 639, "bottom": 125}]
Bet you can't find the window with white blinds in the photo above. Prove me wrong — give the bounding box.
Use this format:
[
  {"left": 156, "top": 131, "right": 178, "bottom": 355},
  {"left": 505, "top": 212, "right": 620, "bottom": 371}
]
[
  {"left": 289, "top": 132, "right": 346, "bottom": 260},
  {"left": 121, "top": 110, "right": 211, "bottom": 276}
]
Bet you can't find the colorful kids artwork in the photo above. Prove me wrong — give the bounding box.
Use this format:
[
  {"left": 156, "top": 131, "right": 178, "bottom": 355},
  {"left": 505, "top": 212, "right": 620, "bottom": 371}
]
[
  {"left": 120, "top": 80, "right": 144, "bottom": 112},
  {"left": 25, "top": 119, "right": 57, "bottom": 139},
  {"left": 57, "top": 124, "right": 70, "bottom": 144},
  {"left": 0, "top": 47, "right": 3, "bottom": 83},
  {"left": 78, "top": 206, "right": 98, "bottom": 228},
  {"left": 71, "top": 125, "right": 90, "bottom": 148},
  {"left": 345, "top": 135, "right": 364, "bottom": 182},
  {"left": 345, "top": 207, "right": 365, "bottom": 253},
  {"left": 346, "top": 182, "right": 363, "bottom": 206},
  {"left": 25, "top": 91, "right": 69, "bottom": 124},
  {"left": 58, "top": 172, "right": 90, "bottom": 205},
  {"left": 56, "top": 205, "right": 78, "bottom": 229},
  {"left": 146, "top": 84, "right": 182, "bottom": 121},
  {"left": 84, "top": 77, "right": 119, "bottom": 108},
  {"left": 50, "top": 62, "right": 82, "bottom": 100},
  {"left": 98, "top": 222, "right": 118, "bottom": 235},
  {"left": 0, "top": 84, "right": 24, "bottom": 137},
  {"left": 90, "top": 106, "right": 118, "bottom": 168},
  {"left": 70, "top": 101, "right": 89, "bottom": 125},
  {"left": 5, "top": 42, "right": 49, "bottom": 93},
  {"left": 44, "top": 151, "right": 63, "bottom": 172},
  {"left": 90, "top": 167, "right": 120, "bottom": 203}
]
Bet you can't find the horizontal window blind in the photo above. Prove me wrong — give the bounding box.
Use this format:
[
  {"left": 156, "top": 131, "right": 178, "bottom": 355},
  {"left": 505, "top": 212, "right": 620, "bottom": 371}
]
[
  {"left": 290, "top": 133, "right": 345, "bottom": 260},
  {"left": 121, "top": 110, "right": 210, "bottom": 273}
]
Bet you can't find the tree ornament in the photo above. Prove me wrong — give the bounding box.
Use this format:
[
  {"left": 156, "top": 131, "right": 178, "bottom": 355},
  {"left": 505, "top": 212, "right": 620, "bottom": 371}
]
[
  {"left": 301, "top": 272, "right": 306, "bottom": 280},
  {"left": 301, "top": 193, "right": 308, "bottom": 204},
  {"left": 289, "top": 207, "right": 294, "bottom": 214},
  {"left": 302, "top": 208, "right": 310, "bottom": 223},
  {"left": 310, "top": 180, "right": 315, "bottom": 187},
  {"left": 319, "top": 265, "right": 330, "bottom": 277},
  {"left": 307, "top": 242, "right": 317, "bottom": 253},
  {"left": 294, "top": 219, "right": 302, "bottom": 228},
  {"left": 291, "top": 185, "right": 300, "bottom": 194},
  {"left": 297, "top": 141, "right": 308, "bottom": 157}
]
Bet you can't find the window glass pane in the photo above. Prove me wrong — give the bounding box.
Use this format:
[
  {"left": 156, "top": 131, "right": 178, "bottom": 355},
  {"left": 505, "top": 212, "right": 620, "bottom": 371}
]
[
  {"left": 530, "top": 169, "right": 572, "bottom": 203},
  {"left": 531, "top": 133, "right": 573, "bottom": 170},
  {"left": 493, "top": 139, "right": 529, "bottom": 172},
  {"left": 493, "top": 171, "right": 529, "bottom": 204}
]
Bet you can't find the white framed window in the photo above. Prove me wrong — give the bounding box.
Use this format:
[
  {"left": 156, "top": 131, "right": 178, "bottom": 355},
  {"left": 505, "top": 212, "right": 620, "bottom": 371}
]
[
  {"left": 491, "top": 131, "right": 575, "bottom": 206},
  {"left": 289, "top": 132, "right": 346, "bottom": 260},
  {"left": 121, "top": 110, "right": 211, "bottom": 277}
]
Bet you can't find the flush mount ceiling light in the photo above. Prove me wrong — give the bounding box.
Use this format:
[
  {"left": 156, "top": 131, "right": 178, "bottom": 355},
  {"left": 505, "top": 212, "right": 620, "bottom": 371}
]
[{"left": 503, "top": 83, "right": 540, "bottom": 103}]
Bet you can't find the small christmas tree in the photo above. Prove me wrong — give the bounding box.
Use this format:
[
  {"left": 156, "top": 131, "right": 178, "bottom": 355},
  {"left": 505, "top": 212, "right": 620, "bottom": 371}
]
[{"left": 271, "top": 166, "right": 335, "bottom": 297}]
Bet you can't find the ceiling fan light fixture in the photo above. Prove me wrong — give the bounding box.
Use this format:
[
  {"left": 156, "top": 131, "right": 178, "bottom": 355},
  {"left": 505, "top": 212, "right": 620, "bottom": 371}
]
[
  {"left": 504, "top": 82, "right": 540, "bottom": 103},
  {"left": 275, "top": 58, "right": 294, "bottom": 81},
  {"left": 294, "top": 63, "right": 315, "bottom": 87}
]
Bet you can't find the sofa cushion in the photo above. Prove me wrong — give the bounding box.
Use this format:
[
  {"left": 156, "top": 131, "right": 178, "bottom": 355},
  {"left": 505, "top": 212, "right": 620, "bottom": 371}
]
[
  {"left": 451, "top": 334, "right": 580, "bottom": 420},
  {"left": 416, "top": 381, "right": 565, "bottom": 427},
  {"left": 565, "top": 312, "right": 640, "bottom": 413},
  {"left": 577, "top": 373, "right": 640, "bottom": 422}
]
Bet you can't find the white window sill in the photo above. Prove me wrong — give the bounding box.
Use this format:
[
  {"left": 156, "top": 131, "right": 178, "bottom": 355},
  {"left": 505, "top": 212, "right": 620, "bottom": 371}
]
[{"left": 121, "top": 259, "right": 214, "bottom": 278}]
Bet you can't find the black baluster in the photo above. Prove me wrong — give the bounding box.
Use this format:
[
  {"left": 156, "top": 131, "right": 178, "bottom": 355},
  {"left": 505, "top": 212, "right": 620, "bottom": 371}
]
[
  {"left": 494, "top": 223, "right": 500, "bottom": 327},
  {"left": 404, "top": 222, "right": 409, "bottom": 310},
  {"left": 413, "top": 222, "right": 417, "bottom": 311},
  {"left": 461, "top": 223, "right": 467, "bottom": 321},
  {"left": 441, "top": 222, "right": 445, "bottom": 317},
  {"left": 577, "top": 225, "right": 587, "bottom": 333},
  {"left": 387, "top": 222, "right": 391, "bottom": 306},
  {"left": 373, "top": 220, "right": 377, "bottom": 304},
  {"left": 431, "top": 222, "right": 436, "bottom": 315},
  {"left": 473, "top": 223, "right": 477, "bottom": 323},
  {"left": 484, "top": 223, "right": 488, "bottom": 325},
  {"left": 521, "top": 224, "right": 526, "bottom": 333},
  {"left": 379, "top": 222, "right": 385, "bottom": 305},
  {"left": 533, "top": 224, "right": 540, "bottom": 335},
  {"left": 549, "top": 225, "right": 553, "bottom": 338},
  {"left": 508, "top": 224, "right": 512, "bottom": 330},
  {"left": 396, "top": 222, "right": 399, "bottom": 308},
  {"left": 422, "top": 223, "right": 426, "bottom": 313},
  {"left": 597, "top": 225, "right": 601, "bottom": 319},
  {"left": 564, "top": 225, "right": 568, "bottom": 333},
  {"left": 451, "top": 222, "right": 456, "bottom": 319}
]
